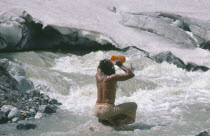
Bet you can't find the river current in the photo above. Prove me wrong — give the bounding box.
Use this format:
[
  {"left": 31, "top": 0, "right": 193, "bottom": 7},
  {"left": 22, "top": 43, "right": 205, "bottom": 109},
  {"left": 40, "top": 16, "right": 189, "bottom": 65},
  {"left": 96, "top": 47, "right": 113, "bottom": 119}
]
[{"left": 1, "top": 50, "right": 210, "bottom": 136}]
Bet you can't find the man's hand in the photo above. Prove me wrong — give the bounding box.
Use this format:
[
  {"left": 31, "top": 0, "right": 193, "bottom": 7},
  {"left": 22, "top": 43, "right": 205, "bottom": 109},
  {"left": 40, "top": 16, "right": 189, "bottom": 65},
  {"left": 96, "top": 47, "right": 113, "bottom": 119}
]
[{"left": 115, "top": 60, "right": 122, "bottom": 67}]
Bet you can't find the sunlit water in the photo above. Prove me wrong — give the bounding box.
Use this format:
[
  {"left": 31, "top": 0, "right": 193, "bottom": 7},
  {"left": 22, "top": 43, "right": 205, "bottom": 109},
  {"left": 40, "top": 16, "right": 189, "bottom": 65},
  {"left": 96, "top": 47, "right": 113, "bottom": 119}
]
[{"left": 0, "top": 50, "right": 210, "bottom": 136}]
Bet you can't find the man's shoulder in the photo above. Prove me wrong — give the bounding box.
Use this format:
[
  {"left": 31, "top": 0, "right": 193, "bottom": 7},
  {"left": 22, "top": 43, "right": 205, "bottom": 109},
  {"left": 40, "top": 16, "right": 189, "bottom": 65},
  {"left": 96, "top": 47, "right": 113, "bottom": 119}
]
[{"left": 104, "top": 74, "right": 118, "bottom": 81}]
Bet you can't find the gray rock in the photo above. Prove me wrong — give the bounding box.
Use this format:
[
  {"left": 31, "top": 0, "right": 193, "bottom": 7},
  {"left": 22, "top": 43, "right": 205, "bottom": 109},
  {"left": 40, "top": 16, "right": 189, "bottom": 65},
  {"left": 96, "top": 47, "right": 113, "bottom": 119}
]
[
  {"left": 34, "top": 112, "right": 43, "bottom": 119},
  {"left": 21, "top": 111, "right": 33, "bottom": 119},
  {"left": 44, "top": 95, "right": 50, "bottom": 101},
  {"left": 0, "top": 111, "right": 6, "bottom": 120},
  {"left": 0, "top": 36, "right": 7, "bottom": 49},
  {"left": 123, "top": 46, "right": 150, "bottom": 57},
  {"left": 26, "top": 89, "right": 40, "bottom": 97},
  {"left": 151, "top": 51, "right": 209, "bottom": 72},
  {"left": 12, "top": 117, "right": 20, "bottom": 123},
  {"left": 11, "top": 17, "right": 25, "bottom": 24},
  {"left": 27, "top": 101, "right": 39, "bottom": 110},
  {"left": 151, "top": 51, "right": 186, "bottom": 69},
  {"left": 38, "top": 105, "right": 56, "bottom": 114},
  {"left": 0, "top": 17, "right": 22, "bottom": 48},
  {"left": 49, "top": 99, "right": 59, "bottom": 105},
  {"left": 1, "top": 107, "right": 10, "bottom": 116},
  {"left": 16, "top": 77, "right": 33, "bottom": 94},
  {"left": 28, "top": 111, "right": 36, "bottom": 117},
  {"left": 186, "top": 62, "right": 209, "bottom": 72},
  {"left": 29, "top": 108, "right": 36, "bottom": 113},
  {"left": 0, "top": 111, "right": 8, "bottom": 123},
  {"left": 200, "top": 41, "right": 210, "bottom": 51},
  {"left": 7, "top": 61, "right": 25, "bottom": 77},
  {"left": 8, "top": 107, "right": 20, "bottom": 120},
  {"left": 1, "top": 105, "right": 15, "bottom": 115},
  {"left": 0, "top": 59, "right": 9, "bottom": 69},
  {"left": 196, "top": 129, "right": 210, "bottom": 136},
  {"left": 0, "top": 66, "right": 20, "bottom": 106},
  {"left": 16, "top": 123, "right": 37, "bottom": 130}
]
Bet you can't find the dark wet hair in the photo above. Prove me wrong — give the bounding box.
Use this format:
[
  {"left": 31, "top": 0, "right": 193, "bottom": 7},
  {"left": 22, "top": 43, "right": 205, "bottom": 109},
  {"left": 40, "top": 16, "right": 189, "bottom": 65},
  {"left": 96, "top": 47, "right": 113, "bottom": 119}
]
[{"left": 98, "top": 59, "right": 115, "bottom": 75}]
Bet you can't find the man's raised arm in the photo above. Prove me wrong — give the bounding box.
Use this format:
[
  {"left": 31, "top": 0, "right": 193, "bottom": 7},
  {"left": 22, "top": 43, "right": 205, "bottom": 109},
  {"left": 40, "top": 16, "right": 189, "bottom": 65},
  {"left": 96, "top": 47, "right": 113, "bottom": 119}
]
[{"left": 109, "top": 61, "right": 135, "bottom": 81}]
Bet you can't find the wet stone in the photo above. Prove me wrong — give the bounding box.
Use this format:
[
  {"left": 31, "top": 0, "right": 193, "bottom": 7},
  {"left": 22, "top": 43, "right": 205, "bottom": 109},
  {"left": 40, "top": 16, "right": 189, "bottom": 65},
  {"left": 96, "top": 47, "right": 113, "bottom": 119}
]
[
  {"left": 1, "top": 105, "right": 13, "bottom": 115},
  {"left": 185, "top": 62, "right": 209, "bottom": 72},
  {"left": 16, "top": 123, "right": 37, "bottom": 130},
  {"left": 0, "top": 59, "right": 9, "bottom": 69},
  {"left": 39, "top": 105, "right": 56, "bottom": 114},
  {"left": 34, "top": 112, "right": 43, "bottom": 119},
  {"left": 0, "top": 111, "right": 8, "bottom": 123},
  {"left": 49, "top": 99, "right": 59, "bottom": 105},
  {"left": 44, "top": 95, "right": 50, "bottom": 101},
  {"left": 12, "top": 117, "right": 20, "bottom": 123},
  {"left": 151, "top": 51, "right": 185, "bottom": 69},
  {"left": 27, "top": 89, "right": 40, "bottom": 97},
  {"left": 8, "top": 107, "right": 20, "bottom": 120}
]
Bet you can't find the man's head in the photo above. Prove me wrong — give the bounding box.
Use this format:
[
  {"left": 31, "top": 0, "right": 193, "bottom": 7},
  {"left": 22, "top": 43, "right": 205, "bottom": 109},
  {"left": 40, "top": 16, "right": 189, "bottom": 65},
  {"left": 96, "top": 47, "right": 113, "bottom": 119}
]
[{"left": 98, "top": 59, "right": 115, "bottom": 75}]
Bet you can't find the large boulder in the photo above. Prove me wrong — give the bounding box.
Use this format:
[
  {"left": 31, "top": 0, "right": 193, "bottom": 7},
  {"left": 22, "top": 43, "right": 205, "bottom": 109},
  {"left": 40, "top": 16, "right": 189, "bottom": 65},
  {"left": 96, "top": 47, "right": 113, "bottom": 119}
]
[
  {"left": 7, "top": 107, "right": 20, "bottom": 120},
  {"left": 151, "top": 51, "right": 209, "bottom": 72},
  {"left": 186, "top": 63, "right": 209, "bottom": 72},
  {"left": 7, "top": 61, "right": 33, "bottom": 94},
  {"left": 1, "top": 105, "right": 15, "bottom": 115},
  {"left": 151, "top": 51, "right": 185, "bottom": 69}
]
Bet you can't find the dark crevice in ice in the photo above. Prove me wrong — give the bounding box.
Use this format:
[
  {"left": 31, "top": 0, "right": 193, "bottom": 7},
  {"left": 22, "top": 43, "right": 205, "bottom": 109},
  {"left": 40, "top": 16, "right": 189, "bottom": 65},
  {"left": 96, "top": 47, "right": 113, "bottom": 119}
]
[
  {"left": 158, "top": 13, "right": 191, "bottom": 31},
  {"left": 200, "top": 41, "right": 210, "bottom": 51},
  {"left": 1, "top": 21, "right": 120, "bottom": 53},
  {"left": 0, "top": 10, "right": 121, "bottom": 53}
]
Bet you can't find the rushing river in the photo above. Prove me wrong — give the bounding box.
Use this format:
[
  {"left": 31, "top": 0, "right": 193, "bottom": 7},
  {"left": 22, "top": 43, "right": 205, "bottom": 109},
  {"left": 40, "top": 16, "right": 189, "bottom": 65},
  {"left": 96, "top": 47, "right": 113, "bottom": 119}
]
[{"left": 0, "top": 50, "right": 210, "bottom": 136}]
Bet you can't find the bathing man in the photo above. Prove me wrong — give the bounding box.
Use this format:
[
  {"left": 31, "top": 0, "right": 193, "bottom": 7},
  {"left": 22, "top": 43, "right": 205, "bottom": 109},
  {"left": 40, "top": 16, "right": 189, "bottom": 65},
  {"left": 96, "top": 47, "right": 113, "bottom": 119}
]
[{"left": 94, "top": 59, "right": 137, "bottom": 126}]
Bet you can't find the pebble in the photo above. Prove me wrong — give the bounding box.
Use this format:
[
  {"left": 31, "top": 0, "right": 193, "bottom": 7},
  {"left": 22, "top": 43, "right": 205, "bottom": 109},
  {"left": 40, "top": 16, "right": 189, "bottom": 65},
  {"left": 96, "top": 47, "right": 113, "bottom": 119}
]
[
  {"left": 34, "top": 112, "right": 43, "bottom": 119},
  {"left": 12, "top": 117, "right": 20, "bottom": 123}
]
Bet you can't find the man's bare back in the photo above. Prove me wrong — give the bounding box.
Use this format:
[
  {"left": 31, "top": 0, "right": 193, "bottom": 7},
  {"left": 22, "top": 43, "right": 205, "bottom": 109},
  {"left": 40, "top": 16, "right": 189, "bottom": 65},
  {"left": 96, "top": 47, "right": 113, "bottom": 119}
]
[
  {"left": 94, "top": 59, "right": 137, "bottom": 126},
  {"left": 96, "top": 61, "right": 134, "bottom": 104},
  {"left": 96, "top": 67, "right": 117, "bottom": 104}
]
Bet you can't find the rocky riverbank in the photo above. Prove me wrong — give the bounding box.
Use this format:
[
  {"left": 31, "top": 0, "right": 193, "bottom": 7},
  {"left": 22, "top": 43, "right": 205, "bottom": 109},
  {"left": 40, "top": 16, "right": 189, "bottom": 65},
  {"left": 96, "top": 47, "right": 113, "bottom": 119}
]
[{"left": 0, "top": 58, "right": 61, "bottom": 125}]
